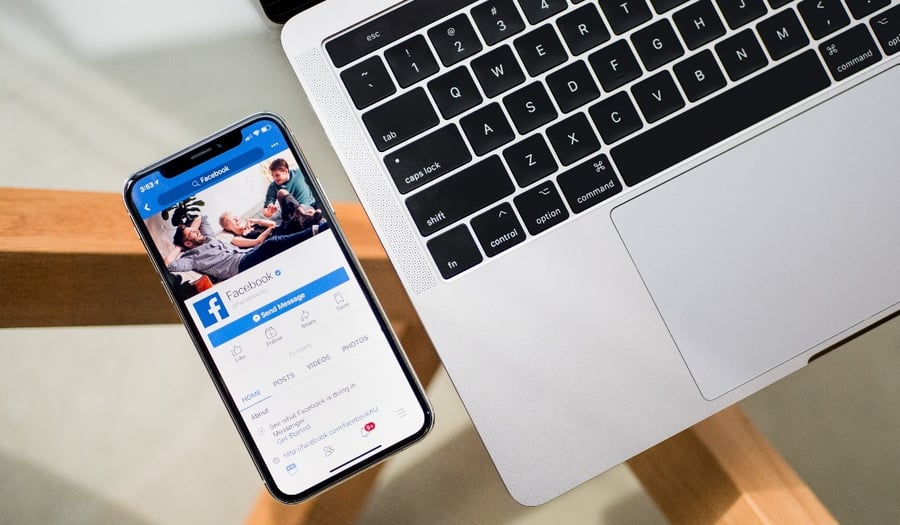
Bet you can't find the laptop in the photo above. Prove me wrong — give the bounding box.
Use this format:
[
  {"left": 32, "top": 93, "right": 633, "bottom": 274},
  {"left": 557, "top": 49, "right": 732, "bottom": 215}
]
[{"left": 280, "top": 0, "right": 900, "bottom": 505}]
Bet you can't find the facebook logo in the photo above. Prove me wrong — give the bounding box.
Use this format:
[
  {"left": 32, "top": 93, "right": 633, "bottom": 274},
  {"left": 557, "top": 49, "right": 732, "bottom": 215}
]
[{"left": 194, "top": 292, "right": 230, "bottom": 328}]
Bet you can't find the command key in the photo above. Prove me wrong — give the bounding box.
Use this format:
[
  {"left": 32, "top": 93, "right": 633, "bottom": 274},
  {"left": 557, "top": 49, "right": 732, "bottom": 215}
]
[{"left": 819, "top": 24, "right": 882, "bottom": 81}]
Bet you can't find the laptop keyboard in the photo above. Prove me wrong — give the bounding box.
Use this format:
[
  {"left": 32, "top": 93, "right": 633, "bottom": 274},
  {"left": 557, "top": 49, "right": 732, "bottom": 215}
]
[{"left": 325, "top": 0, "right": 897, "bottom": 279}]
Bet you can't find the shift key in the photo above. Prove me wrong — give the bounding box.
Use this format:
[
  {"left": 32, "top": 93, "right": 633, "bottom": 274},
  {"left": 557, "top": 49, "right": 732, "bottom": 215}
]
[
  {"left": 362, "top": 88, "right": 439, "bottom": 151},
  {"left": 406, "top": 156, "right": 515, "bottom": 236},
  {"left": 384, "top": 125, "right": 471, "bottom": 193}
]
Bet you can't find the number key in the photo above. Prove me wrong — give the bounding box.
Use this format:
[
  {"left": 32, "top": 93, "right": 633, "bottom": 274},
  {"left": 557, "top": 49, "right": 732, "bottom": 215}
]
[
  {"left": 429, "top": 14, "right": 483, "bottom": 66},
  {"left": 472, "top": 0, "right": 526, "bottom": 45},
  {"left": 385, "top": 35, "right": 440, "bottom": 88},
  {"left": 519, "top": 0, "right": 568, "bottom": 23}
]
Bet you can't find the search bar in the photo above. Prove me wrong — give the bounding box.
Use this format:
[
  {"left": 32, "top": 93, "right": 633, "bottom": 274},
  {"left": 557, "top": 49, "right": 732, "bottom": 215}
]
[{"left": 157, "top": 147, "right": 265, "bottom": 206}]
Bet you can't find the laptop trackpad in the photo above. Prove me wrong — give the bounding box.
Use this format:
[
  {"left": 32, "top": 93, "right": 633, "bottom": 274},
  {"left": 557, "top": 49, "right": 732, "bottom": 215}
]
[{"left": 611, "top": 67, "right": 900, "bottom": 400}]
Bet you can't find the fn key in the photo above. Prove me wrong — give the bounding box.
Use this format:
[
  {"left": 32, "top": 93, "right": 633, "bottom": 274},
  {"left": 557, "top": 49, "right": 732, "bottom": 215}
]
[{"left": 427, "top": 225, "right": 483, "bottom": 279}]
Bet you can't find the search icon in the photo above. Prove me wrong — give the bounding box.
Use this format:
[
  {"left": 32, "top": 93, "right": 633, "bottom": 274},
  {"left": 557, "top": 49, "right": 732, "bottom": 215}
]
[{"left": 156, "top": 147, "right": 264, "bottom": 208}]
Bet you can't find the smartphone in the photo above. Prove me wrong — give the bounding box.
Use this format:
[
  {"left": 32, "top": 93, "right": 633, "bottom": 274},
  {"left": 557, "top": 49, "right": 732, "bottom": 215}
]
[
  {"left": 123, "top": 113, "right": 432, "bottom": 503},
  {"left": 258, "top": 0, "right": 324, "bottom": 24}
]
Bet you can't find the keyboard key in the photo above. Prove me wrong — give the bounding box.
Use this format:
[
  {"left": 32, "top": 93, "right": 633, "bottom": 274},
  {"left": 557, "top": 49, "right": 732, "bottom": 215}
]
[
  {"left": 768, "top": 0, "right": 792, "bottom": 9},
  {"left": 519, "top": 0, "right": 569, "bottom": 23},
  {"left": 588, "top": 92, "right": 644, "bottom": 144},
  {"left": 715, "top": 0, "right": 767, "bottom": 29},
  {"left": 715, "top": 28, "right": 769, "bottom": 80},
  {"left": 547, "top": 61, "right": 601, "bottom": 112},
  {"left": 472, "top": 45, "right": 527, "bottom": 97},
  {"left": 650, "top": 0, "right": 691, "bottom": 13},
  {"left": 460, "top": 102, "right": 516, "bottom": 155},
  {"left": 428, "top": 66, "right": 483, "bottom": 118},
  {"left": 673, "top": 49, "right": 727, "bottom": 101},
  {"left": 557, "top": 4, "right": 612, "bottom": 55},
  {"left": 472, "top": 0, "right": 526, "bottom": 45},
  {"left": 631, "top": 19, "right": 685, "bottom": 70},
  {"left": 406, "top": 155, "right": 515, "bottom": 236},
  {"left": 819, "top": 24, "right": 882, "bottom": 81},
  {"left": 471, "top": 203, "right": 527, "bottom": 256},
  {"left": 757, "top": 8, "right": 810, "bottom": 61},
  {"left": 598, "top": 0, "right": 654, "bottom": 34},
  {"left": 547, "top": 113, "right": 602, "bottom": 165},
  {"left": 845, "top": 0, "right": 890, "bottom": 19},
  {"left": 588, "top": 40, "right": 643, "bottom": 91},
  {"left": 384, "top": 125, "right": 472, "bottom": 193},
  {"left": 427, "top": 225, "right": 483, "bottom": 278},
  {"left": 327, "top": 0, "right": 478, "bottom": 67},
  {"left": 799, "top": 0, "right": 851, "bottom": 39},
  {"left": 429, "top": 14, "right": 484, "bottom": 66},
  {"left": 362, "top": 88, "right": 439, "bottom": 151},
  {"left": 503, "top": 133, "right": 559, "bottom": 186},
  {"left": 871, "top": 5, "right": 900, "bottom": 56},
  {"left": 557, "top": 153, "right": 623, "bottom": 212},
  {"left": 514, "top": 24, "right": 570, "bottom": 76},
  {"left": 611, "top": 50, "right": 831, "bottom": 186},
  {"left": 503, "top": 82, "right": 558, "bottom": 134},
  {"left": 514, "top": 180, "right": 570, "bottom": 234},
  {"left": 385, "top": 35, "right": 440, "bottom": 87},
  {"left": 340, "top": 56, "right": 396, "bottom": 109},
  {"left": 631, "top": 71, "right": 686, "bottom": 122},
  {"left": 673, "top": 0, "right": 727, "bottom": 50}
]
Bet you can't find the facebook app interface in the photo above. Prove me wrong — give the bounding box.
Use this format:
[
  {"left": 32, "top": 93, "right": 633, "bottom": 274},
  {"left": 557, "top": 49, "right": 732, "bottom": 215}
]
[{"left": 133, "top": 121, "right": 426, "bottom": 495}]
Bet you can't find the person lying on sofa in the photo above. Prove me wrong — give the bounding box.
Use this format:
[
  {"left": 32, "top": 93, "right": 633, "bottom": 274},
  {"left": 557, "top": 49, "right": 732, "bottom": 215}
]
[
  {"left": 164, "top": 213, "right": 328, "bottom": 282},
  {"left": 219, "top": 190, "right": 323, "bottom": 248}
]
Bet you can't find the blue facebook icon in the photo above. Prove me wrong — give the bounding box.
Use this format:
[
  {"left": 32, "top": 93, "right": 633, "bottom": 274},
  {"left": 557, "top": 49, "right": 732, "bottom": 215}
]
[{"left": 195, "top": 292, "right": 230, "bottom": 328}]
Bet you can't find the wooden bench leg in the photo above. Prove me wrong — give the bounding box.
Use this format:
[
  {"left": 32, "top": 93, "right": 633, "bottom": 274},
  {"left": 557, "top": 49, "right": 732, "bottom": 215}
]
[{"left": 628, "top": 405, "right": 837, "bottom": 524}]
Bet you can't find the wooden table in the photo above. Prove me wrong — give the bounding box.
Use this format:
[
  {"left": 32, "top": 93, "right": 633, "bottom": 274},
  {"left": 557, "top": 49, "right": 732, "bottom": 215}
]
[{"left": 0, "top": 188, "right": 835, "bottom": 524}]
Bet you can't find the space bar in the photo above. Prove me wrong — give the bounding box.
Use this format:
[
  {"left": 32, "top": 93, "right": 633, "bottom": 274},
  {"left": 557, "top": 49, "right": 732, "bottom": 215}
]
[{"left": 611, "top": 50, "right": 831, "bottom": 187}]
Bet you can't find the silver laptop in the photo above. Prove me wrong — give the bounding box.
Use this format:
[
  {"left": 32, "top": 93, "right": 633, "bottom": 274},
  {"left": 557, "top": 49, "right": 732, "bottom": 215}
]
[{"left": 281, "top": 0, "right": 900, "bottom": 505}]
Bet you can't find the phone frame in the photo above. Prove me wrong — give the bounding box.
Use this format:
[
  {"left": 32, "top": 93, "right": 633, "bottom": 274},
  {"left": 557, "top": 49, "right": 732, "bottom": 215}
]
[
  {"left": 259, "top": 0, "right": 326, "bottom": 24},
  {"left": 123, "top": 112, "right": 433, "bottom": 503}
]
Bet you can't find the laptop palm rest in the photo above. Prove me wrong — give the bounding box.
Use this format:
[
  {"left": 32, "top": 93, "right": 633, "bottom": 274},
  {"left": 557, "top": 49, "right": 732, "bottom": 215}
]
[{"left": 611, "top": 66, "right": 900, "bottom": 400}]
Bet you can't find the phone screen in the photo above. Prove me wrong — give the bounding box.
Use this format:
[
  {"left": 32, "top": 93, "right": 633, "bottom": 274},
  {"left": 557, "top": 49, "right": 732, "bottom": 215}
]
[{"left": 125, "top": 114, "right": 431, "bottom": 501}]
